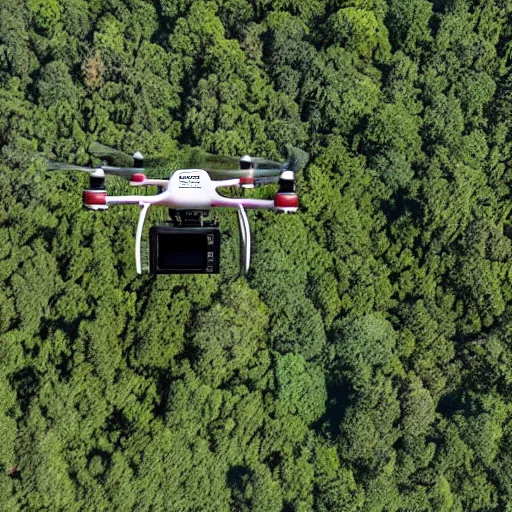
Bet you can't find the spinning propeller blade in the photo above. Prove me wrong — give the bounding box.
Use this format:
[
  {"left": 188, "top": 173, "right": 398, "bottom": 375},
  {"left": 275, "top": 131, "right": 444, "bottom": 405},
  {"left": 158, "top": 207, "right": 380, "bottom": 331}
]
[
  {"left": 184, "top": 148, "right": 240, "bottom": 171},
  {"left": 48, "top": 144, "right": 309, "bottom": 184},
  {"left": 246, "top": 157, "right": 283, "bottom": 168},
  {"left": 88, "top": 141, "right": 134, "bottom": 168},
  {"left": 46, "top": 161, "right": 145, "bottom": 178},
  {"left": 46, "top": 162, "right": 98, "bottom": 173},
  {"left": 206, "top": 167, "right": 284, "bottom": 180},
  {"left": 283, "top": 146, "right": 309, "bottom": 173},
  {"left": 89, "top": 141, "right": 172, "bottom": 170},
  {"left": 205, "top": 147, "right": 308, "bottom": 180},
  {"left": 183, "top": 148, "right": 283, "bottom": 172},
  {"left": 101, "top": 166, "right": 146, "bottom": 177},
  {"left": 253, "top": 176, "right": 280, "bottom": 186}
]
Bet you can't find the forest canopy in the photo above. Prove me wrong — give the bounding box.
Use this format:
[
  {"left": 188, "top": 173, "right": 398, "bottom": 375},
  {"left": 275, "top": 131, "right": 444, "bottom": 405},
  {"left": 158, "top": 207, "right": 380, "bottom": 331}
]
[{"left": 1, "top": 0, "right": 512, "bottom": 510}]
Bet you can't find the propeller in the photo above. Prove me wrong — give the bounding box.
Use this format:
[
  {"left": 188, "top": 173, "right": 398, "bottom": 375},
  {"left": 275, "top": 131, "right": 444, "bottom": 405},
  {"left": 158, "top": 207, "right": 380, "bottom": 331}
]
[
  {"left": 203, "top": 146, "right": 309, "bottom": 180},
  {"left": 88, "top": 141, "right": 310, "bottom": 176},
  {"left": 45, "top": 162, "right": 100, "bottom": 173},
  {"left": 184, "top": 148, "right": 241, "bottom": 171},
  {"left": 46, "top": 161, "right": 145, "bottom": 178},
  {"left": 206, "top": 167, "right": 285, "bottom": 180},
  {"left": 252, "top": 176, "right": 281, "bottom": 187},
  {"left": 182, "top": 147, "right": 286, "bottom": 175},
  {"left": 283, "top": 146, "right": 309, "bottom": 173},
  {"left": 88, "top": 141, "right": 135, "bottom": 168},
  {"left": 47, "top": 143, "right": 309, "bottom": 183},
  {"left": 89, "top": 141, "right": 170, "bottom": 170}
]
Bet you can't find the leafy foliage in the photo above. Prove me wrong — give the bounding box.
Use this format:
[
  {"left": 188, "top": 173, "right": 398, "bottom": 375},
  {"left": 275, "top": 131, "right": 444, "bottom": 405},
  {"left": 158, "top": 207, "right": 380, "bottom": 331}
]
[{"left": 1, "top": 0, "right": 512, "bottom": 510}]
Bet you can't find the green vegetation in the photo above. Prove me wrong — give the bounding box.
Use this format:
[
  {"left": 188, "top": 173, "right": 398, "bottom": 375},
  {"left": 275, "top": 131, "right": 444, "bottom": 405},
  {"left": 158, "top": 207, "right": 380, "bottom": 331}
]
[{"left": 1, "top": 0, "right": 512, "bottom": 510}]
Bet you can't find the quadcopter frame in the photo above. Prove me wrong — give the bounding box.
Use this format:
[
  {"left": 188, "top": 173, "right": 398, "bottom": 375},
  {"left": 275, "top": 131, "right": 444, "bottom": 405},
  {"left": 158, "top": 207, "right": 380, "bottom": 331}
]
[{"left": 82, "top": 168, "right": 298, "bottom": 274}]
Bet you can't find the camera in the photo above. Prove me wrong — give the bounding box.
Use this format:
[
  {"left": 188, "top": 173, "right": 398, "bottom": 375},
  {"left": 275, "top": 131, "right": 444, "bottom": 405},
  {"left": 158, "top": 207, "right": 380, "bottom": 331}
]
[{"left": 149, "top": 224, "right": 220, "bottom": 274}]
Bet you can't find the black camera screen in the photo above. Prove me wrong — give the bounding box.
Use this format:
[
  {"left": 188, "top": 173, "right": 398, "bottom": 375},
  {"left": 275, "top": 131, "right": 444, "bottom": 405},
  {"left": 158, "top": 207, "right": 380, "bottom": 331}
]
[
  {"left": 158, "top": 233, "right": 206, "bottom": 270},
  {"left": 149, "top": 226, "right": 220, "bottom": 274}
]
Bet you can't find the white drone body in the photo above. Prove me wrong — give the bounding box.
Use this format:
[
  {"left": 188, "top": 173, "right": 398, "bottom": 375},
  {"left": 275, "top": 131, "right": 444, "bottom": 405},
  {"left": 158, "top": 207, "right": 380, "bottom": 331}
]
[
  {"left": 85, "top": 168, "right": 297, "bottom": 211},
  {"left": 48, "top": 146, "right": 306, "bottom": 274},
  {"left": 82, "top": 168, "right": 298, "bottom": 274}
]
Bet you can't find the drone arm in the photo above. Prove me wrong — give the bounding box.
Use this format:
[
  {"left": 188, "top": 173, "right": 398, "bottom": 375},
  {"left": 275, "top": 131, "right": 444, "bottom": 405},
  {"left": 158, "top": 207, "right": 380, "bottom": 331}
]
[
  {"left": 130, "top": 179, "right": 168, "bottom": 188},
  {"left": 106, "top": 195, "right": 162, "bottom": 206},
  {"left": 213, "top": 179, "right": 240, "bottom": 189},
  {"left": 211, "top": 197, "right": 275, "bottom": 210}
]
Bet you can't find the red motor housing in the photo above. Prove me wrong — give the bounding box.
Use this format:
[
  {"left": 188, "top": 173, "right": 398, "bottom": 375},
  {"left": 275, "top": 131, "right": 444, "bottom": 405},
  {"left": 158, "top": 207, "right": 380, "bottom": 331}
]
[
  {"left": 240, "top": 176, "right": 255, "bottom": 188},
  {"left": 274, "top": 192, "right": 299, "bottom": 211},
  {"left": 83, "top": 190, "right": 108, "bottom": 210},
  {"left": 130, "top": 173, "right": 146, "bottom": 184}
]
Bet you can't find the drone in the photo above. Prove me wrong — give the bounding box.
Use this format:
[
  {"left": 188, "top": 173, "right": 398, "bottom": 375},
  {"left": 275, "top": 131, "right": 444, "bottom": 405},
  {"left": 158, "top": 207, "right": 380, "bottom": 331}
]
[{"left": 47, "top": 143, "right": 309, "bottom": 275}]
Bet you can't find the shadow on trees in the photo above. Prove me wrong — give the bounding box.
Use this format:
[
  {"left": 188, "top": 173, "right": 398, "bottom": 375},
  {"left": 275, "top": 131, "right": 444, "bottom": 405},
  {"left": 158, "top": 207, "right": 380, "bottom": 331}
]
[
  {"left": 263, "top": 451, "right": 282, "bottom": 472},
  {"left": 153, "top": 369, "right": 174, "bottom": 419},
  {"left": 437, "top": 389, "right": 466, "bottom": 419},
  {"left": 106, "top": 408, "right": 132, "bottom": 443},
  {"left": 227, "top": 465, "right": 252, "bottom": 509},
  {"left": 86, "top": 448, "right": 112, "bottom": 474},
  {"left": 380, "top": 193, "right": 423, "bottom": 225},
  {"left": 313, "top": 381, "right": 351, "bottom": 439},
  {"left": 10, "top": 366, "right": 39, "bottom": 414}
]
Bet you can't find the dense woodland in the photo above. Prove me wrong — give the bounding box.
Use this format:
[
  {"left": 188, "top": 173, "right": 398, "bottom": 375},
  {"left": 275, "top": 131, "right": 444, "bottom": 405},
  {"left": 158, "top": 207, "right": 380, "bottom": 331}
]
[{"left": 1, "top": 0, "right": 512, "bottom": 510}]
